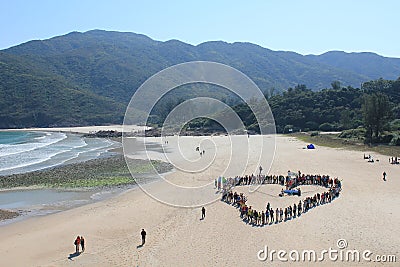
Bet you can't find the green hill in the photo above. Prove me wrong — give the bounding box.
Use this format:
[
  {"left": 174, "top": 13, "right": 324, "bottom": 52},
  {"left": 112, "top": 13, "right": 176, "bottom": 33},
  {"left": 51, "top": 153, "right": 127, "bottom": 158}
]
[
  {"left": 0, "top": 52, "right": 124, "bottom": 128},
  {"left": 1, "top": 30, "right": 399, "bottom": 128}
]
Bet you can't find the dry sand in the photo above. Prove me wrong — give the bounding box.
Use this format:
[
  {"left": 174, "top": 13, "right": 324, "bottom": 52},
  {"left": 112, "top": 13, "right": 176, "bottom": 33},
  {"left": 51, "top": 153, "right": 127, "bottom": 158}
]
[{"left": 0, "top": 135, "right": 399, "bottom": 266}]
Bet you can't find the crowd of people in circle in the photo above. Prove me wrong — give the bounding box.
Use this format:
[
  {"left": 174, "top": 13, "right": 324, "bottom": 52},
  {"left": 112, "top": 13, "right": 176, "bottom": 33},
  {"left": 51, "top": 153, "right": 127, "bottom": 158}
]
[{"left": 217, "top": 171, "right": 342, "bottom": 226}]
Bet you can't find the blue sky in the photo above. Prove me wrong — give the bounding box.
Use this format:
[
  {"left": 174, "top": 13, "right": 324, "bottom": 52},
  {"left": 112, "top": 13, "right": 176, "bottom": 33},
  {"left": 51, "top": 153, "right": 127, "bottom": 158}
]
[{"left": 1, "top": 0, "right": 399, "bottom": 57}]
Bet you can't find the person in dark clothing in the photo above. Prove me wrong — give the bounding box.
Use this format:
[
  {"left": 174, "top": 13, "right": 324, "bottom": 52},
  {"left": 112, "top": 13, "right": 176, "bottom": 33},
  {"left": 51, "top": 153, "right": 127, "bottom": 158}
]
[
  {"left": 201, "top": 207, "right": 206, "bottom": 219},
  {"left": 80, "top": 236, "right": 85, "bottom": 252},
  {"left": 141, "top": 229, "right": 146, "bottom": 245}
]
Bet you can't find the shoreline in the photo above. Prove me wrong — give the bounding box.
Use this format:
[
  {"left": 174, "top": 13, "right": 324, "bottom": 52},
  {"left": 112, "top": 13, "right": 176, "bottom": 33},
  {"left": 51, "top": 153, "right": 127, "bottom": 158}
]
[
  {"left": 0, "top": 155, "right": 172, "bottom": 223},
  {"left": 0, "top": 134, "right": 172, "bottom": 223},
  {"left": 0, "top": 130, "right": 122, "bottom": 176},
  {"left": 0, "top": 155, "right": 171, "bottom": 189},
  {"left": 0, "top": 182, "right": 142, "bottom": 226}
]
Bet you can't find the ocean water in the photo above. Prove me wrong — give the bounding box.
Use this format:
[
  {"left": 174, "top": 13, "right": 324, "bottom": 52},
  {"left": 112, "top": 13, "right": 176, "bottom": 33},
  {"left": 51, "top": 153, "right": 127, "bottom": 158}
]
[{"left": 0, "top": 131, "right": 120, "bottom": 176}]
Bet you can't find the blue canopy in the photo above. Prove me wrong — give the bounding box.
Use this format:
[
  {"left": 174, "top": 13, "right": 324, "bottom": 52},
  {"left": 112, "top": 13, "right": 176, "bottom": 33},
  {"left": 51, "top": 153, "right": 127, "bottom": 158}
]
[
  {"left": 283, "top": 189, "right": 299, "bottom": 195},
  {"left": 307, "top": 144, "right": 315, "bottom": 149}
]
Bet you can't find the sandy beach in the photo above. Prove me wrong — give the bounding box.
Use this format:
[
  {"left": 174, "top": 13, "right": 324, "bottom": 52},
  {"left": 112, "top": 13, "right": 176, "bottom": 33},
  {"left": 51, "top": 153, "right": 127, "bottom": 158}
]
[{"left": 0, "top": 134, "right": 398, "bottom": 266}]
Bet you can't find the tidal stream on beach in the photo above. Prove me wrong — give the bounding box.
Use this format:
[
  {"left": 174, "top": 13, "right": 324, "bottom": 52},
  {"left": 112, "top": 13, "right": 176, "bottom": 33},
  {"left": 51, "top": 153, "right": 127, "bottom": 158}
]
[{"left": 0, "top": 132, "right": 167, "bottom": 224}]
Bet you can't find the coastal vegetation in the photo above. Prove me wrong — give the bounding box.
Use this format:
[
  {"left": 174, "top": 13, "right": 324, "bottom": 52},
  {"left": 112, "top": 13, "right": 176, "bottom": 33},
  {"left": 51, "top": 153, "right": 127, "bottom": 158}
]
[
  {"left": 0, "top": 156, "right": 172, "bottom": 189},
  {"left": 178, "top": 77, "right": 400, "bottom": 146},
  {"left": 0, "top": 209, "right": 19, "bottom": 221}
]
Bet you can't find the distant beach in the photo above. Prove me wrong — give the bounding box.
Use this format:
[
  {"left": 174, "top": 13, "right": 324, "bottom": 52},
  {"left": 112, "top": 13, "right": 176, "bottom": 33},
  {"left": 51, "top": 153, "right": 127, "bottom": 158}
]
[{"left": 1, "top": 125, "right": 150, "bottom": 134}]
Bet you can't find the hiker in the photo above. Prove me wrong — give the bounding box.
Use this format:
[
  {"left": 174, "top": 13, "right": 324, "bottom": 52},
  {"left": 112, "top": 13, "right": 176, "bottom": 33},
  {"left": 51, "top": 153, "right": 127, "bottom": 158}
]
[
  {"left": 201, "top": 207, "right": 206, "bottom": 219},
  {"left": 141, "top": 229, "right": 146, "bottom": 245},
  {"left": 80, "top": 236, "right": 85, "bottom": 252},
  {"left": 74, "top": 236, "right": 80, "bottom": 253},
  {"left": 383, "top": 171, "right": 387, "bottom": 181}
]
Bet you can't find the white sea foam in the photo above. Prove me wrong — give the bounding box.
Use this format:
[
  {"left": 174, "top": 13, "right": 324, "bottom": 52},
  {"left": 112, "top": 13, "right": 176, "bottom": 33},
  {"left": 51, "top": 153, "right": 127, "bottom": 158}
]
[
  {"left": 0, "top": 132, "right": 119, "bottom": 175},
  {"left": 0, "top": 149, "right": 70, "bottom": 172},
  {"left": 0, "top": 132, "right": 67, "bottom": 157}
]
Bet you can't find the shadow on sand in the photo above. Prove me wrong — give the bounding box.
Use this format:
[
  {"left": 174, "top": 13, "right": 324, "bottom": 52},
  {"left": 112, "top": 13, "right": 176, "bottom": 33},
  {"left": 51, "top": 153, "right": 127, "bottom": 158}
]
[{"left": 68, "top": 251, "right": 81, "bottom": 260}]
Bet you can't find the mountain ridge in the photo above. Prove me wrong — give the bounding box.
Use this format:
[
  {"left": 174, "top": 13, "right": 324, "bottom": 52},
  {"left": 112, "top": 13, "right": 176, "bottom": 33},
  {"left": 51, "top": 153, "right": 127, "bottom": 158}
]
[
  {"left": 0, "top": 29, "right": 399, "bottom": 128},
  {"left": 9, "top": 29, "right": 399, "bottom": 59}
]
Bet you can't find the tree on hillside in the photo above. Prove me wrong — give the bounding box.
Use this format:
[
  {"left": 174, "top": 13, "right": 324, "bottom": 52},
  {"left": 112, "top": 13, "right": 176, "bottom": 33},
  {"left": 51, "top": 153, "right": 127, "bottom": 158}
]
[
  {"left": 331, "top": 80, "right": 341, "bottom": 90},
  {"left": 362, "top": 93, "right": 392, "bottom": 143},
  {"left": 361, "top": 78, "right": 392, "bottom": 93},
  {"left": 340, "top": 109, "right": 354, "bottom": 129},
  {"left": 263, "top": 87, "right": 276, "bottom": 100}
]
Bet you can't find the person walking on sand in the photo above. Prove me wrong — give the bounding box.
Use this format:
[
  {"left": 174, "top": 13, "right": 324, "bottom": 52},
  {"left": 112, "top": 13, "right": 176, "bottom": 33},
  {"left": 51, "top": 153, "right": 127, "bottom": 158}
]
[
  {"left": 74, "top": 236, "right": 80, "bottom": 253},
  {"left": 80, "top": 236, "right": 85, "bottom": 252},
  {"left": 141, "top": 229, "right": 146, "bottom": 246},
  {"left": 383, "top": 171, "right": 387, "bottom": 181},
  {"left": 201, "top": 207, "right": 206, "bottom": 219}
]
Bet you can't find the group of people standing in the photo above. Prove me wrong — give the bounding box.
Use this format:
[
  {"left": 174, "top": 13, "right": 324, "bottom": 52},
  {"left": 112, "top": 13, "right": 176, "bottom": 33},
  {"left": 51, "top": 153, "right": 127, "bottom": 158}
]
[
  {"left": 389, "top": 157, "right": 399, "bottom": 164},
  {"left": 195, "top": 146, "right": 206, "bottom": 157},
  {"left": 73, "top": 230, "right": 147, "bottom": 255},
  {"left": 217, "top": 171, "right": 341, "bottom": 192},
  {"left": 74, "top": 236, "right": 85, "bottom": 253},
  {"left": 220, "top": 171, "right": 342, "bottom": 227}
]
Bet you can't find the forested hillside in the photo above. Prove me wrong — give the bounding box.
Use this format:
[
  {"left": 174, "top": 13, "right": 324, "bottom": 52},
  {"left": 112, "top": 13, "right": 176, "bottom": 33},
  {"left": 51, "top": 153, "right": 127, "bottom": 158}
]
[{"left": 1, "top": 30, "right": 399, "bottom": 128}]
